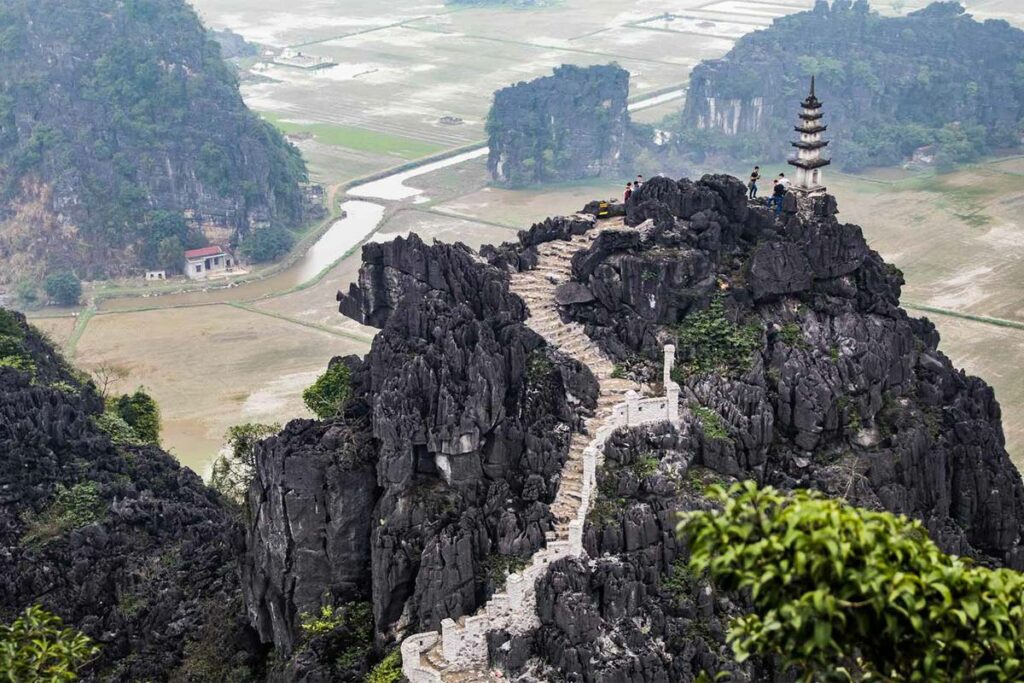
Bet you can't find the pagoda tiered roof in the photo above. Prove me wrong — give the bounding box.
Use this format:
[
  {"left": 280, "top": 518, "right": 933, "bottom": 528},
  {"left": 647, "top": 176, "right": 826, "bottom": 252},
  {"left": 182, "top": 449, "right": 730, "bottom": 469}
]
[
  {"left": 795, "top": 123, "right": 828, "bottom": 134},
  {"left": 788, "top": 156, "right": 831, "bottom": 170},
  {"left": 792, "top": 139, "right": 830, "bottom": 151}
]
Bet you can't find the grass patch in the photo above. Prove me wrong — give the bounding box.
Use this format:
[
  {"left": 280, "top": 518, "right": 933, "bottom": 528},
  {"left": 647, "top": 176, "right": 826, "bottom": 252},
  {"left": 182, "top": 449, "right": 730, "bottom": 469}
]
[
  {"left": 22, "top": 482, "right": 106, "bottom": 546},
  {"left": 262, "top": 113, "right": 445, "bottom": 159},
  {"left": 692, "top": 405, "right": 730, "bottom": 442}
]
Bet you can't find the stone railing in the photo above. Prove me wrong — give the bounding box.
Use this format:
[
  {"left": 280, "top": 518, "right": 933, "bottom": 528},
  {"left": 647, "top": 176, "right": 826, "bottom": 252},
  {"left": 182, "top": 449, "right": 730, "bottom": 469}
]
[{"left": 402, "top": 346, "right": 681, "bottom": 681}]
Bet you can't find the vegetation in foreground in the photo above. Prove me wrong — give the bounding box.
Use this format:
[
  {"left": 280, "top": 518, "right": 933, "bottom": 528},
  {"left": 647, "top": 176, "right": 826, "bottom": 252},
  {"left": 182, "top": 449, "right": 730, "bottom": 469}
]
[
  {"left": 681, "top": 482, "right": 1024, "bottom": 682},
  {"left": 0, "top": 605, "right": 99, "bottom": 681}
]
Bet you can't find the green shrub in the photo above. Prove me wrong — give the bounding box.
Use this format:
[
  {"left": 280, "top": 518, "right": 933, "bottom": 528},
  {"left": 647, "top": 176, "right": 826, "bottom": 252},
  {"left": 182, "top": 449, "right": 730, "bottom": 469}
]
[
  {"left": 365, "top": 649, "right": 402, "bottom": 683},
  {"left": 679, "top": 482, "right": 1024, "bottom": 682},
  {"left": 240, "top": 224, "right": 294, "bottom": 263},
  {"left": 692, "top": 405, "right": 730, "bottom": 442},
  {"left": 303, "top": 363, "right": 352, "bottom": 420},
  {"left": 96, "top": 410, "right": 143, "bottom": 445},
  {"left": 672, "top": 299, "right": 761, "bottom": 380},
  {"left": 22, "top": 482, "right": 106, "bottom": 546},
  {"left": 0, "top": 605, "right": 99, "bottom": 681},
  {"left": 112, "top": 389, "right": 160, "bottom": 444},
  {"left": 778, "top": 322, "right": 808, "bottom": 349},
  {"left": 483, "top": 554, "right": 529, "bottom": 588},
  {"left": 208, "top": 422, "right": 280, "bottom": 505},
  {"left": 43, "top": 271, "right": 82, "bottom": 307}
]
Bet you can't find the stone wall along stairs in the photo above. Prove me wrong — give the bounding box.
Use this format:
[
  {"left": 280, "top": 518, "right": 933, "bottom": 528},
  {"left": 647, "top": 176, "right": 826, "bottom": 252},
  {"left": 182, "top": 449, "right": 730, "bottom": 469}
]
[{"left": 402, "top": 225, "right": 682, "bottom": 682}]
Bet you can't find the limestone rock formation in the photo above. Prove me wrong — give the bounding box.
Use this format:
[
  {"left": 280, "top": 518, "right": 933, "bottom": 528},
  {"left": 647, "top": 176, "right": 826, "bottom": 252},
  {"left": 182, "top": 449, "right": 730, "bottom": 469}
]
[
  {"left": 679, "top": 1, "right": 1024, "bottom": 170},
  {"left": 0, "top": 0, "right": 308, "bottom": 282},
  {"left": 0, "top": 310, "right": 258, "bottom": 681},
  {"left": 487, "top": 64, "right": 631, "bottom": 185}
]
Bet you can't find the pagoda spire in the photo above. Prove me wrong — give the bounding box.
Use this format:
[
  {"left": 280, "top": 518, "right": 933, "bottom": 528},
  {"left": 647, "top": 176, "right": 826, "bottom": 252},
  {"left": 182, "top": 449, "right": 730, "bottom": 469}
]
[{"left": 788, "top": 76, "right": 830, "bottom": 193}]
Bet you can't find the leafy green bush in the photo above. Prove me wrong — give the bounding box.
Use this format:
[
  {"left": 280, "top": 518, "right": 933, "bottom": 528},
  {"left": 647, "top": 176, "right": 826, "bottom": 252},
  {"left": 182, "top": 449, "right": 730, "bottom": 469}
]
[
  {"left": 778, "top": 322, "right": 808, "bottom": 349},
  {"left": 365, "top": 649, "right": 402, "bottom": 683},
  {"left": 692, "top": 406, "right": 730, "bottom": 442},
  {"left": 0, "top": 605, "right": 99, "bottom": 681},
  {"left": 672, "top": 299, "right": 761, "bottom": 380},
  {"left": 299, "top": 602, "right": 374, "bottom": 676},
  {"left": 111, "top": 390, "right": 160, "bottom": 444},
  {"left": 679, "top": 482, "right": 1024, "bottom": 682},
  {"left": 43, "top": 271, "right": 82, "bottom": 307},
  {"left": 22, "top": 482, "right": 106, "bottom": 545},
  {"left": 240, "top": 224, "right": 294, "bottom": 263},
  {"left": 303, "top": 363, "right": 352, "bottom": 420},
  {"left": 208, "top": 422, "right": 280, "bottom": 505},
  {"left": 483, "top": 554, "right": 529, "bottom": 588},
  {"left": 96, "top": 410, "right": 143, "bottom": 446}
]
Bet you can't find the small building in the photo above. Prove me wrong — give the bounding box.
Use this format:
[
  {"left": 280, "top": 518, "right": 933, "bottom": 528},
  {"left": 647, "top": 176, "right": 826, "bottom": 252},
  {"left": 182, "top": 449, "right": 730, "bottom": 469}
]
[
  {"left": 788, "top": 76, "right": 831, "bottom": 194},
  {"left": 184, "top": 246, "right": 234, "bottom": 280},
  {"left": 145, "top": 270, "right": 167, "bottom": 281}
]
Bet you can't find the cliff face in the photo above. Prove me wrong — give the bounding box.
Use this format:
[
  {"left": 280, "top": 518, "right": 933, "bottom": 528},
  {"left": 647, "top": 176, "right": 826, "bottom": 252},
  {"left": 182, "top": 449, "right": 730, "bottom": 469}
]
[
  {"left": 0, "top": 310, "right": 257, "bottom": 681},
  {"left": 487, "top": 64, "right": 631, "bottom": 186},
  {"left": 494, "top": 176, "right": 1024, "bottom": 681},
  {"left": 0, "top": 0, "right": 308, "bottom": 282},
  {"left": 242, "top": 232, "right": 599, "bottom": 676},
  {"left": 679, "top": 1, "right": 1024, "bottom": 170},
  {"left": 242, "top": 175, "right": 1024, "bottom": 679}
]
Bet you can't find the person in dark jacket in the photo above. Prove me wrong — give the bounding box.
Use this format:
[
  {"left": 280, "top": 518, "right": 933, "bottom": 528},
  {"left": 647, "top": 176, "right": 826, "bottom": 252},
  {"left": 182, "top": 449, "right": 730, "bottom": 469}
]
[
  {"left": 748, "top": 166, "right": 761, "bottom": 199},
  {"left": 772, "top": 178, "right": 787, "bottom": 215},
  {"left": 624, "top": 182, "right": 633, "bottom": 203}
]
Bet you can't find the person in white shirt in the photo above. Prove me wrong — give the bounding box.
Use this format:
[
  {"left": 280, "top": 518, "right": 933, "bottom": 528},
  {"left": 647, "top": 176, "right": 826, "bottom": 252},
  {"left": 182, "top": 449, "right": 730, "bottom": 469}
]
[{"left": 778, "top": 173, "right": 792, "bottom": 190}]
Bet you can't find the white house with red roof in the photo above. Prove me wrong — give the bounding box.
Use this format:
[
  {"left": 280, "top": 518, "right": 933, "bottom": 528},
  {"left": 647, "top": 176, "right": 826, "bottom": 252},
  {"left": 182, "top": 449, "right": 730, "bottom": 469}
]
[{"left": 184, "top": 245, "right": 235, "bottom": 280}]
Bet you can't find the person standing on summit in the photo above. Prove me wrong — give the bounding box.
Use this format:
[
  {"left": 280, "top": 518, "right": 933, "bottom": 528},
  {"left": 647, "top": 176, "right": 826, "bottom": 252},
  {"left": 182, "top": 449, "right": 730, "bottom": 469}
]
[
  {"left": 624, "top": 182, "right": 633, "bottom": 203},
  {"left": 748, "top": 166, "right": 761, "bottom": 199}
]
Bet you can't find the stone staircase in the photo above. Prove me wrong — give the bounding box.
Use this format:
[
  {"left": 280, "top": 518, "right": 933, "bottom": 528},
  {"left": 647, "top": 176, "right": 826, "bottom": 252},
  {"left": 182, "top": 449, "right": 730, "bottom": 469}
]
[{"left": 402, "top": 221, "right": 681, "bottom": 683}]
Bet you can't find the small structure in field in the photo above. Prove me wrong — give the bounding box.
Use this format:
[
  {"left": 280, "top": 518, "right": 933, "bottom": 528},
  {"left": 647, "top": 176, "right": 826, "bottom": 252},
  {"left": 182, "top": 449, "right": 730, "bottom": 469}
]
[
  {"left": 145, "top": 270, "right": 167, "bottom": 282},
  {"left": 184, "top": 246, "right": 235, "bottom": 280}
]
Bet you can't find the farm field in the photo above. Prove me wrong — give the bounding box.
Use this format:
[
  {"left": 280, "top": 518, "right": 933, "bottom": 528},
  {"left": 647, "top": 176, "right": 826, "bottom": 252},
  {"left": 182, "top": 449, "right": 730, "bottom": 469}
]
[{"left": 31, "top": 0, "right": 1023, "bottom": 474}]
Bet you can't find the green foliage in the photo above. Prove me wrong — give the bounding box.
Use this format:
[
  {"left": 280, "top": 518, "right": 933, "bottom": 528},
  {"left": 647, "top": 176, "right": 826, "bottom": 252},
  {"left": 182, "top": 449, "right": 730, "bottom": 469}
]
[
  {"left": 299, "top": 602, "right": 374, "bottom": 676},
  {"left": 610, "top": 364, "right": 626, "bottom": 379},
  {"left": 0, "top": 605, "right": 99, "bottom": 681},
  {"left": 155, "top": 236, "right": 184, "bottom": 273},
  {"left": 43, "top": 272, "right": 82, "bottom": 307},
  {"left": 240, "top": 225, "right": 294, "bottom": 264},
  {"left": 778, "top": 322, "right": 808, "bottom": 349},
  {"left": 208, "top": 422, "right": 280, "bottom": 505},
  {"left": 527, "top": 350, "right": 554, "bottom": 383},
  {"left": 22, "top": 482, "right": 106, "bottom": 546},
  {"left": 483, "top": 554, "right": 529, "bottom": 588},
  {"left": 680, "top": 482, "right": 1024, "bottom": 682},
  {"left": 95, "top": 410, "right": 143, "bottom": 446},
  {"left": 365, "top": 649, "right": 402, "bottom": 683},
  {"left": 633, "top": 454, "right": 660, "bottom": 479},
  {"left": 303, "top": 362, "right": 352, "bottom": 420},
  {"left": 15, "top": 279, "right": 39, "bottom": 305},
  {"left": 0, "top": 310, "right": 35, "bottom": 376},
  {"left": 672, "top": 299, "right": 762, "bottom": 380},
  {"left": 111, "top": 389, "right": 160, "bottom": 445},
  {"left": 693, "top": 405, "right": 730, "bottom": 442}
]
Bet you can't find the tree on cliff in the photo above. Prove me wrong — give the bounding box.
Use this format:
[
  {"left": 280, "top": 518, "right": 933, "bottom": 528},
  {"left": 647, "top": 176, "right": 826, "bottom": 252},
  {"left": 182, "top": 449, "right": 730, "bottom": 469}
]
[
  {"left": 680, "top": 482, "right": 1024, "bottom": 681},
  {"left": 678, "top": 1, "right": 1024, "bottom": 170},
  {"left": 209, "top": 422, "right": 280, "bottom": 506}
]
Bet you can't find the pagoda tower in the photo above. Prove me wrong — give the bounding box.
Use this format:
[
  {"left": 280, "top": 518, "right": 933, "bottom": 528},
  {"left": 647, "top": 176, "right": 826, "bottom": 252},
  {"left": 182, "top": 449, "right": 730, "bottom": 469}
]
[{"left": 788, "top": 76, "right": 831, "bottom": 193}]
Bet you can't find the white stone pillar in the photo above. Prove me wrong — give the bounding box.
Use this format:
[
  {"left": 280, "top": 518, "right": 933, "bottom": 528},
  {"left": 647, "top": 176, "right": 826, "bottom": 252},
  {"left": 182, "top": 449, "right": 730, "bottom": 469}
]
[{"left": 663, "top": 345, "right": 676, "bottom": 386}]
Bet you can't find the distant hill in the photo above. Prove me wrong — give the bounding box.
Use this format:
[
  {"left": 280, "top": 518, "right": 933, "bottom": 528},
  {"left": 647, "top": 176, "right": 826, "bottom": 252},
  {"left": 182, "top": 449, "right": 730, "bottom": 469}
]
[
  {"left": 0, "top": 0, "right": 308, "bottom": 285},
  {"left": 487, "top": 64, "right": 632, "bottom": 186},
  {"left": 678, "top": 1, "right": 1024, "bottom": 170}
]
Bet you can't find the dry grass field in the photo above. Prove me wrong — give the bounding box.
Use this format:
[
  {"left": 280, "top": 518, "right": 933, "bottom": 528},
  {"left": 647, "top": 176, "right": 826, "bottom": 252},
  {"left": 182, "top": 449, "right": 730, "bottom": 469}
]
[{"left": 27, "top": 0, "right": 1020, "bottom": 474}]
